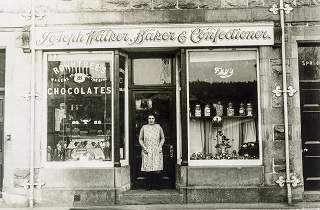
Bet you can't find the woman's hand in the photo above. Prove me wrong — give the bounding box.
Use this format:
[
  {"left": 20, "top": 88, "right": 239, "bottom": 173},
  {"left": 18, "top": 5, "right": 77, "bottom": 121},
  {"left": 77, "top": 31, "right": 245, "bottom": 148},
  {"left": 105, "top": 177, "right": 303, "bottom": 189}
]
[{"left": 143, "top": 147, "right": 149, "bottom": 154}]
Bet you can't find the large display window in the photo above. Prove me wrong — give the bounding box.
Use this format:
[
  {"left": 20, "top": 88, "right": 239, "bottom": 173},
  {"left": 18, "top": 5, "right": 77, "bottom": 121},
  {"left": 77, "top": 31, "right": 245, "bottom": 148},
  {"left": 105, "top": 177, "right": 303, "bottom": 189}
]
[
  {"left": 44, "top": 52, "right": 114, "bottom": 167},
  {"left": 187, "top": 49, "right": 261, "bottom": 165}
]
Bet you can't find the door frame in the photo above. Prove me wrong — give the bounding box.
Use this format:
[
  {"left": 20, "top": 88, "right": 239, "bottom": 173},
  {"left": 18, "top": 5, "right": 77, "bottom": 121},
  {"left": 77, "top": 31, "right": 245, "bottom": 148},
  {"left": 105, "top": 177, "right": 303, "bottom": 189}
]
[
  {"left": 129, "top": 89, "right": 177, "bottom": 189},
  {"left": 0, "top": 93, "right": 4, "bottom": 196}
]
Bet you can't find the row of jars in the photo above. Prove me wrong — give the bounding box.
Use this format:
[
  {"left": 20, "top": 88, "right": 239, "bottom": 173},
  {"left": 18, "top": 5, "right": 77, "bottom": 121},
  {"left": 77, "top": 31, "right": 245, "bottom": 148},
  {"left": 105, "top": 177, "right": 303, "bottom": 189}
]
[{"left": 193, "top": 101, "right": 253, "bottom": 117}]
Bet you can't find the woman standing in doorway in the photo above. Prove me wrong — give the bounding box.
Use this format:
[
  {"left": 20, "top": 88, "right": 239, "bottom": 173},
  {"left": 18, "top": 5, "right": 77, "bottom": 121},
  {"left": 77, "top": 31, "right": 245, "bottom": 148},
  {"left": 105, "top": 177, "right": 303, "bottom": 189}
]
[{"left": 139, "top": 112, "right": 165, "bottom": 191}]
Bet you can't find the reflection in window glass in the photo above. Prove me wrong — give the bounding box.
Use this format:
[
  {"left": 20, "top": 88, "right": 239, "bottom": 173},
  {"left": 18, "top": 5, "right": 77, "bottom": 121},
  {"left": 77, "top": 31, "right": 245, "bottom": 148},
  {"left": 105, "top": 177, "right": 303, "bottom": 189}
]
[
  {"left": 133, "top": 58, "right": 172, "bottom": 85},
  {"left": 46, "top": 53, "right": 113, "bottom": 162},
  {"left": 188, "top": 50, "right": 259, "bottom": 161}
]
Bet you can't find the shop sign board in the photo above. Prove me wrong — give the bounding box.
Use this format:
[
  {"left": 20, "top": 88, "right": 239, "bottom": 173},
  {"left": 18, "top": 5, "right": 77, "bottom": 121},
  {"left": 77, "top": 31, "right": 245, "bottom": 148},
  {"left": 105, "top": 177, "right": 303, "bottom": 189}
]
[{"left": 34, "top": 23, "right": 274, "bottom": 49}]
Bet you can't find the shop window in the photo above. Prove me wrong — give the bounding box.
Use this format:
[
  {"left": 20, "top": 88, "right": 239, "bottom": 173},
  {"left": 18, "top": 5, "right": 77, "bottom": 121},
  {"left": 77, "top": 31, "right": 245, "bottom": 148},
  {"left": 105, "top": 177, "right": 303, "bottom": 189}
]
[
  {"left": 298, "top": 45, "right": 320, "bottom": 81},
  {"left": 133, "top": 58, "right": 172, "bottom": 85},
  {"left": 0, "top": 50, "right": 5, "bottom": 88},
  {"left": 45, "top": 52, "right": 113, "bottom": 165},
  {"left": 187, "top": 49, "right": 260, "bottom": 165}
]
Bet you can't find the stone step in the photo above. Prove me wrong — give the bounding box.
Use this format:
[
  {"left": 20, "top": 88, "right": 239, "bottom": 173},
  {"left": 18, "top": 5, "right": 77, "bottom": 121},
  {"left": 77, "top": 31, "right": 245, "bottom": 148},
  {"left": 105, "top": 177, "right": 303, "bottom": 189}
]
[
  {"left": 119, "top": 189, "right": 183, "bottom": 205},
  {"left": 303, "top": 191, "right": 320, "bottom": 202}
]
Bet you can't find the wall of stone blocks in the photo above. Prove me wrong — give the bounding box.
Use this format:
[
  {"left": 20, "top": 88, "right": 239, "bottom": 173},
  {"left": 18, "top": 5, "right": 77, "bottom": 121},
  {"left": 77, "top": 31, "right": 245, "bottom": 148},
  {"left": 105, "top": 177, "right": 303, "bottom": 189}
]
[{"left": 0, "top": 0, "right": 319, "bottom": 12}]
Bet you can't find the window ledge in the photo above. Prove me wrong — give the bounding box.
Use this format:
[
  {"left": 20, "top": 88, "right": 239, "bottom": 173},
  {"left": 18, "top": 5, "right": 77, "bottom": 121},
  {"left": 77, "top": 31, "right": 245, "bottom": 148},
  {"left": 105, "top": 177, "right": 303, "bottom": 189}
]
[{"left": 188, "top": 159, "right": 262, "bottom": 166}]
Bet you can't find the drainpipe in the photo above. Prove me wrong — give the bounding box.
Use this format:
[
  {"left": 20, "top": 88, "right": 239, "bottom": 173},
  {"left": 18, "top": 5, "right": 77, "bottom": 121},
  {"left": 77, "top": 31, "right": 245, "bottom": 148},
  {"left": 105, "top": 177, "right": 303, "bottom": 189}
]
[
  {"left": 279, "top": 0, "right": 292, "bottom": 205},
  {"left": 28, "top": 0, "right": 36, "bottom": 207}
]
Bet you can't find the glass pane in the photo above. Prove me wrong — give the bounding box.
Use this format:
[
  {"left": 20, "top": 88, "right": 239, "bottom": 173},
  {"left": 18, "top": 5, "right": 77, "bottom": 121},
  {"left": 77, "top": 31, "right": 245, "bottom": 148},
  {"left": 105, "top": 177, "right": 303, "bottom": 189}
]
[
  {"left": 119, "top": 55, "right": 126, "bottom": 159},
  {"left": 188, "top": 50, "right": 259, "bottom": 161},
  {"left": 0, "top": 50, "right": 5, "bottom": 88},
  {"left": 46, "top": 53, "right": 113, "bottom": 162},
  {"left": 299, "top": 46, "right": 320, "bottom": 81},
  {"left": 133, "top": 58, "right": 172, "bottom": 85}
]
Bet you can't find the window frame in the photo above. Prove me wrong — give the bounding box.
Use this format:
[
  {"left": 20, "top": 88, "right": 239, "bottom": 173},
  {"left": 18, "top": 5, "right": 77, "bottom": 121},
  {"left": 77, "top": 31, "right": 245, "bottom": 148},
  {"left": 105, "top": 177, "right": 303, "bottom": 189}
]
[
  {"left": 42, "top": 51, "right": 115, "bottom": 168},
  {"left": 186, "top": 48, "right": 262, "bottom": 166},
  {"left": 119, "top": 52, "right": 129, "bottom": 166}
]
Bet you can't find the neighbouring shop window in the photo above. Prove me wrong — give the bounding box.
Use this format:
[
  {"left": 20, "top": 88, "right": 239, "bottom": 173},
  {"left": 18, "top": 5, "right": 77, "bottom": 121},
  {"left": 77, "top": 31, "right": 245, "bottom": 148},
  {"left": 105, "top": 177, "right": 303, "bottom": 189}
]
[
  {"left": 46, "top": 52, "right": 113, "bottom": 163},
  {"left": 187, "top": 49, "right": 260, "bottom": 164},
  {"left": 133, "top": 58, "right": 172, "bottom": 85},
  {"left": 0, "top": 50, "right": 5, "bottom": 88},
  {"left": 298, "top": 44, "right": 320, "bottom": 81}
]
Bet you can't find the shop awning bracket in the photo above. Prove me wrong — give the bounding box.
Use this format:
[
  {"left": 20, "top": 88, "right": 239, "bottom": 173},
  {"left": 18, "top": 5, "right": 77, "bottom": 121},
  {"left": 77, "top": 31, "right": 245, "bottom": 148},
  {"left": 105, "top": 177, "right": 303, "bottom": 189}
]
[
  {"left": 22, "top": 179, "right": 46, "bottom": 190},
  {"left": 276, "top": 174, "right": 300, "bottom": 188},
  {"left": 272, "top": 86, "right": 297, "bottom": 97},
  {"left": 22, "top": 92, "right": 41, "bottom": 101}
]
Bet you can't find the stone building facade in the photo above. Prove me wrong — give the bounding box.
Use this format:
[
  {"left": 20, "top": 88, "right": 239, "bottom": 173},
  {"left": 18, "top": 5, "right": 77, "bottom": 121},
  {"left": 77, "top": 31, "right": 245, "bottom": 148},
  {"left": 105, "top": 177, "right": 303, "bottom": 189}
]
[{"left": 0, "top": 0, "right": 319, "bottom": 208}]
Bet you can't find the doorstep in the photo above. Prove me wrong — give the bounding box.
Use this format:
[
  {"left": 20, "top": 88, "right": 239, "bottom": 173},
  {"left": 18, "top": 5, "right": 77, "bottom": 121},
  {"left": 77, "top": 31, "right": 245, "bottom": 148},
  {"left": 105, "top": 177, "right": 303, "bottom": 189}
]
[
  {"left": 118, "top": 189, "right": 183, "bottom": 205},
  {"left": 303, "top": 191, "right": 320, "bottom": 202}
]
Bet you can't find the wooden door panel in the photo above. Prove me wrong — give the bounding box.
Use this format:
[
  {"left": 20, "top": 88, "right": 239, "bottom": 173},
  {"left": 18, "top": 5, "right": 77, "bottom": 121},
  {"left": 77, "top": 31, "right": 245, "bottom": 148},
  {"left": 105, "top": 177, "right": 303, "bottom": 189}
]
[
  {"left": 300, "top": 84, "right": 320, "bottom": 190},
  {"left": 303, "top": 157, "right": 320, "bottom": 176},
  {"left": 301, "top": 89, "right": 320, "bottom": 106},
  {"left": 301, "top": 112, "right": 320, "bottom": 140}
]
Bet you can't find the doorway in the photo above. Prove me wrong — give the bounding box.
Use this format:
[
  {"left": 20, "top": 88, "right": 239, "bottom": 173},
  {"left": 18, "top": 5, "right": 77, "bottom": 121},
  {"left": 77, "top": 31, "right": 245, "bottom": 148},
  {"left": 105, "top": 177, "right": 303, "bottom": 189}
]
[
  {"left": 300, "top": 83, "right": 320, "bottom": 190},
  {"left": 130, "top": 90, "right": 176, "bottom": 189},
  {"left": 298, "top": 44, "right": 320, "bottom": 191}
]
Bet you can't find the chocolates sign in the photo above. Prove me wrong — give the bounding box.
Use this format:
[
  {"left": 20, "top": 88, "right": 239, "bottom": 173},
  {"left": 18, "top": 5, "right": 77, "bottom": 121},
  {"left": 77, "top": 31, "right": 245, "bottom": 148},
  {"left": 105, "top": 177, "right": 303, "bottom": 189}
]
[
  {"left": 48, "top": 60, "right": 112, "bottom": 96},
  {"left": 35, "top": 23, "right": 274, "bottom": 49}
]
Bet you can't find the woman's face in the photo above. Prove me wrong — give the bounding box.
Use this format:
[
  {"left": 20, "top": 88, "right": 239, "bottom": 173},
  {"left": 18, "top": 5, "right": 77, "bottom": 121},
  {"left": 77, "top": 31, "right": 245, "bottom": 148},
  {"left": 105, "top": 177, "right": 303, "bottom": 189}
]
[{"left": 148, "top": 115, "right": 155, "bottom": 125}]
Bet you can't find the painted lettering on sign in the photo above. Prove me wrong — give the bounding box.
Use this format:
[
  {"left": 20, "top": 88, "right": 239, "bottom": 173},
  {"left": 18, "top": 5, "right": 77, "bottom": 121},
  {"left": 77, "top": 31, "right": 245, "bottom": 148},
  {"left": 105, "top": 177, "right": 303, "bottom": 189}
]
[
  {"left": 36, "top": 31, "right": 85, "bottom": 46},
  {"left": 47, "top": 87, "right": 112, "bottom": 95},
  {"left": 35, "top": 24, "right": 274, "bottom": 49},
  {"left": 49, "top": 61, "right": 111, "bottom": 96},
  {"left": 190, "top": 28, "right": 270, "bottom": 44},
  {"left": 301, "top": 60, "right": 320, "bottom": 66},
  {"left": 214, "top": 67, "right": 234, "bottom": 78},
  {"left": 52, "top": 61, "right": 106, "bottom": 75}
]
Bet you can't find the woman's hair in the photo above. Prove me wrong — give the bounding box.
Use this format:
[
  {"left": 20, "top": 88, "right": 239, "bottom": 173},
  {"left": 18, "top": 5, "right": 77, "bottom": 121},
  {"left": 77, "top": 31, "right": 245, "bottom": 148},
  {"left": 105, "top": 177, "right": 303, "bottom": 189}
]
[{"left": 148, "top": 112, "right": 156, "bottom": 119}]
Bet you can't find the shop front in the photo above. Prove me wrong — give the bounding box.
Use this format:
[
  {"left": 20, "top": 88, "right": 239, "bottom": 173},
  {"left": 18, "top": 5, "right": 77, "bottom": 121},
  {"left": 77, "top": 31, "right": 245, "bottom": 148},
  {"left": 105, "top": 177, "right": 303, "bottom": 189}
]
[
  {"left": 1, "top": 1, "right": 320, "bottom": 207},
  {"left": 26, "top": 23, "right": 283, "bottom": 206}
]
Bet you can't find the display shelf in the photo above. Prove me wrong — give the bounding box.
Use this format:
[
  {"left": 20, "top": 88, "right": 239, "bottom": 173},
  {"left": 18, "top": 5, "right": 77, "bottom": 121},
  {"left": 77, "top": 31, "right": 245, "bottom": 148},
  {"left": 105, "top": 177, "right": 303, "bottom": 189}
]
[
  {"left": 58, "top": 135, "right": 111, "bottom": 138},
  {"left": 190, "top": 116, "right": 255, "bottom": 119},
  {"left": 69, "top": 122, "right": 112, "bottom": 125}
]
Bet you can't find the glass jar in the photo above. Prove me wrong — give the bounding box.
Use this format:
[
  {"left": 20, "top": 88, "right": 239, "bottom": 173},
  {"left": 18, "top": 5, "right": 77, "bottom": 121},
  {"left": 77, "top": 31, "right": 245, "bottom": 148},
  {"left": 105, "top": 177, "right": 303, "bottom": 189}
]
[
  {"left": 195, "top": 104, "right": 201, "bottom": 117},
  {"left": 246, "top": 103, "right": 253, "bottom": 116},
  {"left": 215, "top": 101, "right": 223, "bottom": 116},
  {"left": 227, "top": 102, "right": 234, "bottom": 116},
  {"left": 204, "top": 104, "right": 211, "bottom": 116},
  {"left": 239, "top": 103, "right": 245, "bottom": 116}
]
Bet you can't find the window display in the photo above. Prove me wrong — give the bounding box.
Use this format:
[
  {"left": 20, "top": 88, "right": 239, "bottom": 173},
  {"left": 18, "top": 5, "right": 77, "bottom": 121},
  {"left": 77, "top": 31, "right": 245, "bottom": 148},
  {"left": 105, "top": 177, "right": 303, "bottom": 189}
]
[
  {"left": 187, "top": 49, "right": 260, "bottom": 164},
  {"left": 46, "top": 52, "right": 113, "bottom": 163}
]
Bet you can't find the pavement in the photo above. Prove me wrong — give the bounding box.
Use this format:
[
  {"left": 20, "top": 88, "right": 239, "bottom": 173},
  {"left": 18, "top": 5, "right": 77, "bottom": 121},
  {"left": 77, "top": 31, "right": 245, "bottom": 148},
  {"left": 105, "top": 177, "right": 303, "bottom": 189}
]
[{"left": 0, "top": 202, "right": 320, "bottom": 210}]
